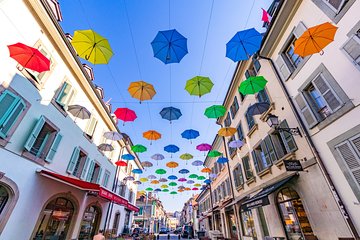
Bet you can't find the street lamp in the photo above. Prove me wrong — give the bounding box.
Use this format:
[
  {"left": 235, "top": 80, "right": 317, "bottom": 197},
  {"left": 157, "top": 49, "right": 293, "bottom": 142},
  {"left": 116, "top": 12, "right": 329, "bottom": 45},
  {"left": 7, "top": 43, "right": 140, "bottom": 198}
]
[{"left": 266, "top": 114, "right": 302, "bottom": 137}]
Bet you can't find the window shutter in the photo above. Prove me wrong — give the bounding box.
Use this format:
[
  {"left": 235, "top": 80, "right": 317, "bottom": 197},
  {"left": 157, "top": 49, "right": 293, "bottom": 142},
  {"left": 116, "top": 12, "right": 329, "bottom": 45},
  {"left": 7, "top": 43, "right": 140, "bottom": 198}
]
[
  {"left": 86, "top": 160, "right": 95, "bottom": 182},
  {"left": 342, "top": 35, "right": 360, "bottom": 64},
  {"left": 96, "top": 167, "right": 103, "bottom": 184},
  {"left": 294, "top": 93, "right": 318, "bottom": 128},
  {"left": 85, "top": 115, "right": 97, "bottom": 136},
  {"left": 254, "top": 59, "right": 261, "bottom": 73},
  {"left": 0, "top": 99, "right": 26, "bottom": 138},
  {"left": 45, "top": 133, "right": 62, "bottom": 162},
  {"left": 313, "top": 74, "right": 342, "bottom": 112},
  {"left": 279, "top": 120, "right": 298, "bottom": 152},
  {"left": 261, "top": 140, "right": 271, "bottom": 165},
  {"left": 275, "top": 55, "right": 291, "bottom": 80},
  {"left": 0, "top": 90, "right": 19, "bottom": 126},
  {"left": 270, "top": 134, "right": 286, "bottom": 159},
  {"left": 56, "top": 82, "right": 70, "bottom": 106},
  {"left": 264, "top": 135, "right": 277, "bottom": 162},
  {"left": 80, "top": 157, "right": 90, "bottom": 180},
  {"left": 293, "top": 21, "right": 307, "bottom": 39},
  {"left": 67, "top": 147, "right": 80, "bottom": 174},
  {"left": 24, "top": 116, "right": 46, "bottom": 151},
  {"left": 251, "top": 151, "right": 260, "bottom": 173},
  {"left": 336, "top": 141, "right": 360, "bottom": 187}
]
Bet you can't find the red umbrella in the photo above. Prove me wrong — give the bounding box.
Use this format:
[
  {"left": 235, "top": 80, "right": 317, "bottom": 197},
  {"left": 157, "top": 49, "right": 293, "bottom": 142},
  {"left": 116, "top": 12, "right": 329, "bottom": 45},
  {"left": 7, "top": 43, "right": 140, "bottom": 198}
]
[
  {"left": 114, "top": 108, "right": 137, "bottom": 125},
  {"left": 115, "top": 160, "right": 127, "bottom": 167},
  {"left": 8, "top": 42, "right": 50, "bottom": 73}
]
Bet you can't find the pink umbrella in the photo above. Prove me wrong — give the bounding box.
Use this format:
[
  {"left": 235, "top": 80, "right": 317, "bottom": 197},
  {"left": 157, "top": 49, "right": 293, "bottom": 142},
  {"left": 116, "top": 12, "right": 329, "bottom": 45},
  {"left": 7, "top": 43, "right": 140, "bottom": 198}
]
[
  {"left": 178, "top": 178, "right": 187, "bottom": 182},
  {"left": 196, "top": 143, "right": 212, "bottom": 155},
  {"left": 114, "top": 108, "right": 137, "bottom": 125},
  {"left": 192, "top": 187, "right": 199, "bottom": 191}
]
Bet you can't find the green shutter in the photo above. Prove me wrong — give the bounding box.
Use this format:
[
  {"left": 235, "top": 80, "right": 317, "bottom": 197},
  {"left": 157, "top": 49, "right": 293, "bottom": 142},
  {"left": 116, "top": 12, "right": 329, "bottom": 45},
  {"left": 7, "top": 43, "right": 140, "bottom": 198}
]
[
  {"left": 0, "top": 90, "right": 19, "bottom": 127},
  {"left": 260, "top": 140, "right": 271, "bottom": 166},
  {"left": 0, "top": 98, "right": 26, "bottom": 138},
  {"left": 24, "top": 116, "right": 46, "bottom": 151},
  {"left": 45, "top": 133, "right": 62, "bottom": 162},
  {"left": 264, "top": 136, "right": 277, "bottom": 162},
  {"left": 85, "top": 115, "right": 97, "bottom": 137},
  {"left": 86, "top": 160, "right": 95, "bottom": 182},
  {"left": 251, "top": 151, "right": 260, "bottom": 173},
  {"left": 279, "top": 120, "right": 298, "bottom": 152},
  {"left": 67, "top": 147, "right": 80, "bottom": 174},
  {"left": 96, "top": 167, "right": 103, "bottom": 184},
  {"left": 80, "top": 157, "right": 90, "bottom": 180}
]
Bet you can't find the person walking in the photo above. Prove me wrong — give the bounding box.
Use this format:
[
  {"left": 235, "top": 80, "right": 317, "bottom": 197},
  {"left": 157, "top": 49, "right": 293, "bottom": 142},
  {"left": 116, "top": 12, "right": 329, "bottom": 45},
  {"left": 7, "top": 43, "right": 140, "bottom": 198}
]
[{"left": 93, "top": 230, "right": 105, "bottom": 240}]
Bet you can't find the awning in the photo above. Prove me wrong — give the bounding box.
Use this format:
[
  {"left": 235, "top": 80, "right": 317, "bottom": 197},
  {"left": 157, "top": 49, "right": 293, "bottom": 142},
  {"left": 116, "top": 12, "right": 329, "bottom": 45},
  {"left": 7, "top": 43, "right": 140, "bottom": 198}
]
[
  {"left": 38, "top": 170, "right": 128, "bottom": 207},
  {"left": 126, "top": 202, "right": 140, "bottom": 212},
  {"left": 241, "top": 174, "right": 297, "bottom": 211}
]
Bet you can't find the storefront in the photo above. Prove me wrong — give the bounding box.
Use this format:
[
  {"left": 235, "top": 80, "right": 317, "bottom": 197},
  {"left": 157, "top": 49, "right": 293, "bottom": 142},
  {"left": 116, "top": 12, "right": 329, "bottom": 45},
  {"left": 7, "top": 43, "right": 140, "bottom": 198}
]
[
  {"left": 78, "top": 203, "right": 102, "bottom": 240},
  {"left": 225, "top": 208, "right": 238, "bottom": 240}
]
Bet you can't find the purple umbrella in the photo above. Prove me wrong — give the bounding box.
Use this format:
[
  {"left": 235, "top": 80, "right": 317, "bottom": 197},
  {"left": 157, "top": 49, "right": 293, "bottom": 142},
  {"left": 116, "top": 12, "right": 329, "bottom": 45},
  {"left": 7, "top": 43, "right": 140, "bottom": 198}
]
[
  {"left": 178, "top": 178, "right": 187, "bottom": 182},
  {"left": 147, "top": 175, "right": 157, "bottom": 180},
  {"left": 191, "top": 160, "right": 204, "bottom": 170},
  {"left": 229, "top": 140, "right": 244, "bottom": 149},
  {"left": 196, "top": 143, "right": 212, "bottom": 155},
  {"left": 209, "top": 173, "right": 217, "bottom": 178},
  {"left": 159, "top": 178, "right": 168, "bottom": 183},
  {"left": 187, "top": 180, "right": 195, "bottom": 184}
]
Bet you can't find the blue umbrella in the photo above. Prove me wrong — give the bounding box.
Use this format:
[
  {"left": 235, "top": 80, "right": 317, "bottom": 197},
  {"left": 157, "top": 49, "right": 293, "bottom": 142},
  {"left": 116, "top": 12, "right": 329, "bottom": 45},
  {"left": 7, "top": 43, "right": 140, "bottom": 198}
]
[
  {"left": 181, "top": 129, "right": 200, "bottom": 143},
  {"left": 204, "top": 179, "right": 212, "bottom": 184},
  {"left": 122, "top": 154, "right": 135, "bottom": 160},
  {"left": 178, "top": 169, "right": 190, "bottom": 174},
  {"left": 164, "top": 144, "right": 180, "bottom": 156},
  {"left": 154, "top": 188, "right": 162, "bottom": 192},
  {"left": 160, "top": 107, "right": 182, "bottom": 123},
  {"left": 151, "top": 29, "right": 188, "bottom": 64},
  {"left": 217, "top": 157, "right": 229, "bottom": 164},
  {"left": 168, "top": 175, "right": 178, "bottom": 180},
  {"left": 247, "top": 102, "right": 270, "bottom": 116},
  {"left": 132, "top": 169, "right": 143, "bottom": 174},
  {"left": 226, "top": 28, "right": 262, "bottom": 62}
]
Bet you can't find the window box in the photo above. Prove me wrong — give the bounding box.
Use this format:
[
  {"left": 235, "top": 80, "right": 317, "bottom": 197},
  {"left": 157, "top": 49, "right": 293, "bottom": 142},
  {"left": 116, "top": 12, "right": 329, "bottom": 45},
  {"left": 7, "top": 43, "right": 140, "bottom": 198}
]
[
  {"left": 236, "top": 184, "right": 244, "bottom": 192},
  {"left": 247, "top": 124, "right": 258, "bottom": 138}
]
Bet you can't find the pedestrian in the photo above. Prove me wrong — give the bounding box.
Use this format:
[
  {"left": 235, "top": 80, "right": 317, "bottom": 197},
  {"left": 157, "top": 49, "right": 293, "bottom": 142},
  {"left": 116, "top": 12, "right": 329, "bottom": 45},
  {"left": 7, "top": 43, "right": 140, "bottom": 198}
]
[{"left": 93, "top": 230, "right": 105, "bottom": 240}]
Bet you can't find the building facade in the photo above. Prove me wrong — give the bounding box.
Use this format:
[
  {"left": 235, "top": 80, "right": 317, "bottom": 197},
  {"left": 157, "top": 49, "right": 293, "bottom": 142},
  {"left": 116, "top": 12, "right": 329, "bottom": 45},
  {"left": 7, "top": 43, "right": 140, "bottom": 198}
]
[{"left": 0, "top": 0, "right": 141, "bottom": 239}]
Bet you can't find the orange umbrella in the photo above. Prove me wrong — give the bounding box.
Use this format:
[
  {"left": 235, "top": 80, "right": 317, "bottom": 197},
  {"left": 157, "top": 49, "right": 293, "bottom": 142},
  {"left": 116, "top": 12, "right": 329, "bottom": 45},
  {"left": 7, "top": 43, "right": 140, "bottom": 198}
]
[
  {"left": 151, "top": 180, "right": 160, "bottom": 184},
  {"left": 166, "top": 161, "right": 179, "bottom": 171},
  {"left": 128, "top": 81, "right": 156, "bottom": 103},
  {"left": 184, "top": 187, "right": 191, "bottom": 191},
  {"left": 178, "top": 189, "right": 184, "bottom": 192},
  {"left": 201, "top": 167, "right": 211, "bottom": 173},
  {"left": 294, "top": 22, "right": 338, "bottom": 57},
  {"left": 143, "top": 130, "right": 161, "bottom": 145},
  {"left": 218, "top": 127, "right": 237, "bottom": 137}
]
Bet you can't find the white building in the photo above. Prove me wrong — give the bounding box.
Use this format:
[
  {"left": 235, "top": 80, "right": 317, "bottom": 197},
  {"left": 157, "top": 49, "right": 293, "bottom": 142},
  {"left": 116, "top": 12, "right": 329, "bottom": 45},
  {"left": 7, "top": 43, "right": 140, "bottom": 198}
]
[{"left": 0, "top": 0, "right": 141, "bottom": 239}]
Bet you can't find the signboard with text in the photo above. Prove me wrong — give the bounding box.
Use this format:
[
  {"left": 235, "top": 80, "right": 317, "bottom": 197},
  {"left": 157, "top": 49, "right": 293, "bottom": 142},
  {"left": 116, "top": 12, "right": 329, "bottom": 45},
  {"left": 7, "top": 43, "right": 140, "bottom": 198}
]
[
  {"left": 241, "top": 196, "right": 270, "bottom": 211},
  {"left": 284, "top": 160, "right": 303, "bottom": 172}
]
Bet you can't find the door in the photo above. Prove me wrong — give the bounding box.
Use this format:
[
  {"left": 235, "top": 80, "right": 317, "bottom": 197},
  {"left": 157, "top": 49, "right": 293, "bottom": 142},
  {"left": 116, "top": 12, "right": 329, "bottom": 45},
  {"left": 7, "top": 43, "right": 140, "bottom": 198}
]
[{"left": 78, "top": 205, "right": 102, "bottom": 240}]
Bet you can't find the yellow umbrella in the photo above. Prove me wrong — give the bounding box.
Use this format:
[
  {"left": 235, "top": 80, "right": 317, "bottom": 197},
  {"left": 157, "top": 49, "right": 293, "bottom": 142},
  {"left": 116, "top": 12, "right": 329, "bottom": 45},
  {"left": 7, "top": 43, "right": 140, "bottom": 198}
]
[
  {"left": 71, "top": 29, "right": 113, "bottom": 64},
  {"left": 218, "top": 127, "right": 237, "bottom": 137},
  {"left": 128, "top": 81, "right": 156, "bottom": 103},
  {"left": 151, "top": 180, "right": 160, "bottom": 184},
  {"left": 140, "top": 177, "right": 148, "bottom": 183},
  {"left": 194, "top": 183, "right": 202, "bottom": 187},
  {"left": 161, "top": 184, "right": 169, "bottom": 189}
]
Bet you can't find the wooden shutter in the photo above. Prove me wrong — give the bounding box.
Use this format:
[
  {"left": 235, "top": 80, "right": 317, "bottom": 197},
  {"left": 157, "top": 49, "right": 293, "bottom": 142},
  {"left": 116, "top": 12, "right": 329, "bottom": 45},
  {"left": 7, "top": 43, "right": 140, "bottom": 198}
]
[
  {"left": 313, "top": 74, "right": 342, "bottom": 112},
  {"left": 24, "top": 116, "right": 46, "bottom": 151},
  {"left": 0, "top": 98, "right": 25, "bottom": 138},
  {"left": 264, "top": 135, "right": 277, "bottom": 162},
  {"left": 279, "top": 120, "right": 298, "bottom": 152},
  {"left": 293, "top": 21, "right": 307, "bottom": 39},
  {"left": 251, "top": 151, "right": 260, "bottom": 173},
  {"left": 45, "top": 133, "right": 62, "bottom": 162},
  {"left": 275, "top": 55, "right": 291, "bottom": 80},
  {"left": 0, "top": 90, "right": 19, "bottom": 126},
  {"left": 80, "top": 157, "right": 90, "bottom": 180},
  {"left": 67, "top": 147, "right": 80, "bottom": 174},
  {"left": 86, "top": 160, "right": 95, "bottom": 181},
  {"left": 294, "top": 93, "right": 317, "bottom": 128},
  {"left": 96, "top": 167, "right": 103, "bottom": 184},
  {"left": 270, "top": 134, "right": 286, "bottom": 159},
  {"left": 343, "top": 35, "right": 360, "bottom": 64},
  {"left": 85, "top": 115, "right": 97, "bottom": 137},
  {"left": 336, "top": 141, "right": 360, "bottom": 188}
]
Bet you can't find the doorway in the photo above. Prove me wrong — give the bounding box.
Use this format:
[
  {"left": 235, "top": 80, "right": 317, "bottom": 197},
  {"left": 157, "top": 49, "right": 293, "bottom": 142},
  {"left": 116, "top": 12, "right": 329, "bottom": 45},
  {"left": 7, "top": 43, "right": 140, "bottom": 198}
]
[{"left": 78, "top": 204, "right": 102, "bottom": 240}]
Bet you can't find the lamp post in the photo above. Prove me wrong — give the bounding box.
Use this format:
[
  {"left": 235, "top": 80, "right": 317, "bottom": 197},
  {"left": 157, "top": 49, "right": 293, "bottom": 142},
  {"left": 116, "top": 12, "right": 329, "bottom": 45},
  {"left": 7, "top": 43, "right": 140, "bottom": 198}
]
[{"left": 266, "top": 114, "right": 302, "bottom": 137}]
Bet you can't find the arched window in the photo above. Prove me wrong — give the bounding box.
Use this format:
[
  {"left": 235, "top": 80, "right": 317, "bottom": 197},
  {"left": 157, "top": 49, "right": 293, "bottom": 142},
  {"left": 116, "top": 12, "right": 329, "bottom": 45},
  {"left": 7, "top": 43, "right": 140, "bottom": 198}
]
[
  {"left": 78, "top": 204, "right": 102, "bottom": 240},
  {"left": 0, "top": 185, "right": 9, "bottom": 215},
  {"left": 0, "top": 178, "right": 19, "bottom": 235}
]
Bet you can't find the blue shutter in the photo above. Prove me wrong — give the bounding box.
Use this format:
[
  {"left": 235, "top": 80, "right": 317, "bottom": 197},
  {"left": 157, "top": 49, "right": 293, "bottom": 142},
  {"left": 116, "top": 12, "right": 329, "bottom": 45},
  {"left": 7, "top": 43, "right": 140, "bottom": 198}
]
[
  {"left": 251, "top": 151, "right": 260, "bottom": 173},
  {"left": 24, "top": 116, "right": 46, "bottom": 151},
  {"left": 45, "top": 133, "right": 62, "bottom": 162},
  {"left": 0, "top": 90, "right": 19, "bottom": 127},
  {"left": 80, "top": 157, "right": 90, "bottom": 180},
  {"left": 96, "top": 167, "right": 103, "bottom": 184},
  {"left": 55, "top": 82, "right": 68, "bottom": 106},
  {"left": 86, "top": 160, "right": 95, "bottom": 182},
  {"left": 67, "top": 147, "right": 80, "bottom": 174},
  {"left": 0, "top": 99, "right": 26, "bottom": 138}
]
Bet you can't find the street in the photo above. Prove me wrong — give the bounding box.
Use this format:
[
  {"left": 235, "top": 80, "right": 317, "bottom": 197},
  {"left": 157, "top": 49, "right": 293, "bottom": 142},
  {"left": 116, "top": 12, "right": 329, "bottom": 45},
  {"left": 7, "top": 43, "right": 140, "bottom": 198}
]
[{"left": 156, "top": 234, "right": 197, "bottom": 240}]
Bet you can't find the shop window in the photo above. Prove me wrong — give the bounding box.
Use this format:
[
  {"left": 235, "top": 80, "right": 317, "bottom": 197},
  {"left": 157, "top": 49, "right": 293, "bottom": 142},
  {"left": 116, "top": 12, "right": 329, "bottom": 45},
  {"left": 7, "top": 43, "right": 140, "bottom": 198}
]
[
  {"left": 55, "top": 81, "right": 76, "bottom": 111},
  {"left": 86, "top": 161, "right": 102, "bottom": 184},
  {"left": 245, "top": 110, "right": 255, "bottom": 130},
  {"left": 23, "top": 116, "right": 62, "bottom": 163},
  {"left": 233, "top": 164, "right": 244, "bottom": 189},
  {"left": 78, "top": 205, "right": 101, "bottom": 240},
  {"left": 230, "top": 96, "right": 239, "bottom": 119},
  {"left": 224, "top": 112, "right": 231, "bottom": 127},
  {"left": 242, "top": 155, "right": 254, "bottom": 180},
  {"left": 277, "top": 187, "right": 314, "bottom": 239},
  {"left": 102, "top": 170, "right": 111, "bottom": 188},
  {"left": 237, "top": 123, "right": 244, "bottom": 141},
  {"left": 241, "top": 209, "right": 257, "bottom": 237},
  {"left": 84, "top": 115, "right": 98, "bottom": 139},
  {"left": 66, "top": 147, "right": 90, "bottom": 179}
]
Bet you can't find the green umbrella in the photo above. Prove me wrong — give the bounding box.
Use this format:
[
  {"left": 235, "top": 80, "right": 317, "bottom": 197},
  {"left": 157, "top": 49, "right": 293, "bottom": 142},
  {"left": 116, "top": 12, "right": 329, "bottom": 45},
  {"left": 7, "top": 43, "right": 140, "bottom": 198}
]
[
  {"left": 185, "top": 76, "right": 214, "bottom": 97},
  {"left": 197, "top": 176, "right": 206, "bottom": 180},
  {"left": 131, "top": 144, "right": 147, "bottom": 153},
  {"left": 189, "top": 174, "right": 198, "bottom": 179},
  {"left": 155, "top": 169, "right": 167, "bottom": 175},
  {"left": 208, "top": 150, "right": 222, "bottom": 157},
  {"left": 180, "top": 153, "right": 193, "bottom": 160},
  {"left": 169, "top": 182, "right": 177, "bottom": 187},
  {"left": 162, "top": 189, "right": 169, "bottom": 192},
  {"left": 170, "top": 191, "right": 177, "bottom": 195},
  {"left": 145, "top": 187, "right": 153, "bottom": 191},
  {"left": 238, "top": 76, "right": 267, "bottom": 95},
  {"left": 204, "top": 105, "right": 226, "bottom": 119}
]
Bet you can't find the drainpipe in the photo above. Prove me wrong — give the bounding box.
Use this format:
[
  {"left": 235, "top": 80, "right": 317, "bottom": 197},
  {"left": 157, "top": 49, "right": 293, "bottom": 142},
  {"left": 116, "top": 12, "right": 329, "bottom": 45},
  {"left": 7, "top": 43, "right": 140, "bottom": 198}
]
[
  {"left": 258, "top": 55, "right": 359, "bottom": 239},
  {"left": 208, "top": 183, "right": 215, "bottom": 231}
]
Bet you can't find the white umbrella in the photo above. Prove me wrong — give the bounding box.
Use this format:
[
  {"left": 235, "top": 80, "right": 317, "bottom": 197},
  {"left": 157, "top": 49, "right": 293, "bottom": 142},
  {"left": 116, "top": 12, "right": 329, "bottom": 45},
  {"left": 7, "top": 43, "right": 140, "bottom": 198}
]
[
  {"left": 67, "top": 105, "right": 91, "bottom": 120},
  {"left": 98, "top": 143, "right": 114, "bottom": 151},
  {"left": 103, "top": 131, "right": 123, "bottom": 141}
]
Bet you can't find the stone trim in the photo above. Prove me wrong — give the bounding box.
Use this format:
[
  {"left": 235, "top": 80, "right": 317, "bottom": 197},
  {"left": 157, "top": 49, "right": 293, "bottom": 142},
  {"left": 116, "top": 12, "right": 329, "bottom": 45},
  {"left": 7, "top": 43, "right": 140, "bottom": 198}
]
[{"left": 0, "top": 174, "right": 19, "bottom": 235}]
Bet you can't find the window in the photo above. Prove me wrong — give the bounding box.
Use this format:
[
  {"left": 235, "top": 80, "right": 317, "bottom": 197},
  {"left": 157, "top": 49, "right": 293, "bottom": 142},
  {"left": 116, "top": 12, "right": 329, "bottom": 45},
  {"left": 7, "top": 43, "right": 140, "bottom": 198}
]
[
  {"left": 0, "top": 90, "right": 26, "bottom": 139},
  {"left": 242, "top": 155, "right": 254, "bottom": 180},
  {"left": 55, "top": 81, "right": 76, "bottom": 110},
  {"left": 24, "top": 116, "right": 62, "bottom": 163},
  {"left": 322, "top": 0, "right": 346, "bottom": 12},
  {"left": 228, "top": 135, "right": 236, "bottom": 156},
  {"left": 241, "top": 210, "right": 257, "bottom": 237},
  {"left": 225, "top": 178, "right": 231, "bottom": 196},
  {"left": 239, "top": 92, "right": 245, "bottom": 102},
  {"left": 233, "top": 164, "right": 244, "bottom": 188},
  {"left": 103, "top": 170, "right": 111, "bottom": 188},
  {"left": 285, "top": 37, "right": 303, "bottom": 68},
  {"left": 84, "top": 115, "right": 98, "bottom": 139},
  {"left": 224, "top": 112, "right": 231, "bottom": 127},
  {"left": 237, "top": 123, "right": 244, "bottom": 141},
  {"left": 252, "top": 143, "right": 272, "bottom": 173},
  {"left": 86, "top": 161, "right": 102, "bottom": 183},
  {"left": 66, "top": 147, "right": 90, "bottom": 179},
  {"left": 256, "top": 89, "right": 270, "bottom": 104},
  {"left": 0, "top": 185, "right": 8, "bottom": 215},
  {"left": 119, "top": 183, "right": 126, "bottom": 197},
  {"left": 230, "top": 96, "right": 239, "bottom": 119},
  {"left": 245, "top": 110, "right": 255, "bottom": 130},
  {"left": 342, "top": 29, "right": 360, "bottom": 67},
  {"left": 113, "top": 212, "right": 121, "bottom": 233},
  {"left": 129, "top": 190, "right": 134, "bottom": 203}
]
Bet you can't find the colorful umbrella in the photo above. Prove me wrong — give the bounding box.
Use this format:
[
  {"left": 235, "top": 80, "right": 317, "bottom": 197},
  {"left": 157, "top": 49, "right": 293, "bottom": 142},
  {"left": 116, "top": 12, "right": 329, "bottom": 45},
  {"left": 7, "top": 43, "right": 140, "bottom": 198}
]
[
  {"left": 217, "top": 157, "right": 229, "bottom": 164},
  {"left": 147, "top": 175, "right": 157, "bottom": 180},
  {"left": 132, "top": 169, "right": 143, "bottom": 174},
  {"left": 128, "top": 81, "right": 156, "bottom": 103},
  {"left": 151, "top": 180, "right": 160, "bottom": 184},
  {"left": 204, "top": 179, "right": 211, "bottom": 184},
  {"left": 178, "top": 169, "right": 190, "bottom": 174},
  {"left": 226, "top": 28, "right": 262, "bottom": 62},
  {"left": 151, "top": 29, "right": 188, "bottom": 64},
  {"left": 151, "top": 154, "right": 165, "bottom": 165},
  {"left": 209, "top": 173, "right": 217, "bottom": 178},
  {"left": 159, "top": 178, "right": 168, "bottom": 183},
  {"left": 196, "top": 143, "right": 212, "bottom": 155},
  {"left": 98, "top": 143, "right": 114, "bottom": 152},
  {"left": 208, "top": 150, "right": 222, "bottom": 157},
  {"left": 197, "top": 176, "right": 206, "bottom": 180},
  {"left": 8, "top": 42, "right": 50, "bottom": 73},
  {"left": 115, "top": 160, "right": 127, "bottom": 167},
  {"left": 67, "top": 105, "right": 91, "bottom": 120},
  {"left": 114, "top": 108, "right": 137, "bottom": 125},
  {"left": 294, "top": 22, "right": 338, "bottom": 57},
  {"left": 166, "top": 161, "right": 179, "bottom": 169},
  {"left": 180, "top": 153, "right": 193, "bottom": 164},
  {"left": 194, "top": 183, "right": 202, "bottom": 187},
  {"left": 122, "top": 154, "right": 135, "bottom": 161},
  {"left": 247, "top": 102, "right": 270, "bottom": 116},
  {"left": 188, "top": 174, "right": 198, "bottom": 179},
  {"left": 154, "top": 188, "right": 162, "bottom": 192},
  {"left": 192, "top": 187, "right": 199, "bottom": 191},
  {"left": 161, "top": 184, "right": 169, "bottom": 189},
  {"left": 160, "top": 107, "right": 182, "bottom": 123},
  {"left": 141, "top": 161, "right": 153, "bottom": 168},
  {"left": 184, "top": 187, "right": 191, "bottom": 191},
  {"left": 192, "top": 160, "right": 204, "bottom": 167},
  {"left": 131, "top": 144, "right": 147, "bottom": 153},
  {"left": 140, "top": 178, "right": 148, "bottom": 183},
  {"left": 133, "top": 180, "right": 142, "bottom": 185},
  {"left": 185, "top": 76, "right": 214, "bottom": 97},
  {"left": 238, "top": 76, "right": 267, "bottom": 95},
  {"left": 168, "top": 175, "right": 178, "bottom": 180},
  {"left": 143, "top": 130, "right": 161, "bottom": 145},
  {"left": 178, "top": 186, "right": 185, "bottom": 190},
  {"left": 186, "top": 180, "right": 195, "bottom": 184},
  {"left": 145, "top": 187, "right": 154, "bottom": 191},
  {"left": 229, "top": 140, "right": 244, "bottom": 149},
  {"left": 204, "top": 105, "right": 226, "bottom": 119},
  {"left": 181, "top": 129, "right": 200, "bottom": 143},
  {"left": 103, "top": 131, "right": 123, "bottom": 141},
  {"left": 164, "top": 144, "right": 180, "bottom": 157},
  {"left": 162, "top": 189, "right": 170, "bottom": 192},
  {"left": 71, "top": 29, "right": 113, "bottom": 64},
  {"left": 169, "top": 182, "right": 177, "bottom": 187},
  {"left": 170, "top": 191, "right": 178, "bottom": 195},
  {"left": 201, "top": 168, "right": 211, "bottom": 173},
  {"left": 124, "top": 176, "right": 135, "bottom": 181},
  {"left": 155, "top": 169, "right": 167, "bottom": 175},
  {"left": 218, "top": 127, "right": 237, "bottom": 137},
  {"left": 178, "top": 178, "right": 187, "bottom": 182}
]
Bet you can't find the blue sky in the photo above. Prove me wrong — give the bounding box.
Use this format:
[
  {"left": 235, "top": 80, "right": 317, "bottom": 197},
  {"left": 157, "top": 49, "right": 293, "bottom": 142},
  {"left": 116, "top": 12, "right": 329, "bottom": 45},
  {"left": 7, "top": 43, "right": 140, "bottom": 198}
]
[{"left": 60, "top": 0, "right": 273, "bottom": 212}]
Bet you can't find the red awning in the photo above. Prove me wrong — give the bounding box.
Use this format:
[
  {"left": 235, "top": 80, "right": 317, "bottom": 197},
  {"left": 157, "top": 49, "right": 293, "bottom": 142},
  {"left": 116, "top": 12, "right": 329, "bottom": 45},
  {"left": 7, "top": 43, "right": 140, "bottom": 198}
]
[
  {"left": 38, "top": 170, "right": 128, "bottom": 207},
  {"left": 125, "top": 202, "right": 139, "bottom": 212}
]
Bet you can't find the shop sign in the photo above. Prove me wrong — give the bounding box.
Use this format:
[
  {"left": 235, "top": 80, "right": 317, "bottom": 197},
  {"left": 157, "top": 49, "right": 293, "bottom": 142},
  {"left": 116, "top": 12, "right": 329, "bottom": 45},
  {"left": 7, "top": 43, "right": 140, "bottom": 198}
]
[
  {"left": 284, "top": 160, "right": 303, "bottom": 172},
  {"left": 99, "top": 188, "right": 127, "bottom": 206},
  {"left": 241, "top": 196, "right": 270, "bottom": 211},
  {"left": 126, "top": 202, "right": 140, "bottom": 212}
]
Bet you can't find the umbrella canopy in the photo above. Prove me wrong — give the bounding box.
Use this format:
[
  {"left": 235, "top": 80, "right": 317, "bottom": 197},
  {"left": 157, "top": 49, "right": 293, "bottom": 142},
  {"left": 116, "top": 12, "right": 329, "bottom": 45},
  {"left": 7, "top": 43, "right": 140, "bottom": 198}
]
[
  {"left": 133, "top": 180, "right": 142, "bottom": 185},
  {"left": 71, "top": 29, "right": 113, "bottom": 64},
  {"left": 178, "top": 189, "right": 184, "bottom": 193},
  {"left": 98, "top": 143, "right": 114, "bottom": 152},
  {"left": 128, "top": 81, "right": 156, "bottom": 103},
  {"left": 187, "top": 180, "right": 195, "bottom": 184},
  {"left": 239, "top": 76, "right": 267, "bottom": 95},
  {"left": 178, "top": 169, "right": 190, "bottom": 174},
  {"left": 103, "top": 131, "right": 123, "bottom": 141},
  {"left": 131, "top": 144, "right": 147, "bottom": 153},
  {"left": 188, "top": 174, "right": 198, "bottom": 179},
  {"left": 151, "top": 154, "right": 165, "bottom": 161},
  {"left": 114, "top": 108, "right": 137, "bottom": 125},
  {"left": 140, "top": 178, "right": 148, "bottom": 183},
  {"left": 151, "top": 180, "right": 160, "bottom": 184},
  {"left": 151, "top": 29, "right": 188, "bottom": 64},
  {"left": 218, "top": 127, "right": 237, "bottom": 137},
  {"left": 178, "top": 186, "right": 185, "bottom": 190},
  {"left": 169, "top": 182, "right": 177, "bottom": 187},
  {"left": 124, "top": 176, "right": 135, "bottom": 181},
  {"left": 159, "top": 178, "right": 168, "bottom": 183},
  {"left": 143, "top": 130, "right": 161, "bottom": 144},
  {"left": 181, "top": 129, "right": 200, "bottom": 141},
  {"left": 155, "top": 169, "right": 167, "bottom": 175},
  {"left": 226, "top": 28, "right": 262, "bottom": 62},
  {"left": 247, "top": 102, "right": 270, "bottom": 116},
  {"left": 8, "top": 42, "right": 50, "bottom": 73},
  {"left": 170, "top": 191, "right": 177, "bottom": 195},
  {"left": 192, "top": 160, "right": 204, "bottom": 167},
  {"left": 196, "top": 143, "right": 212, "bottom": 152},
  {"left": 67, "top": 105, "right": 91, "bottom": 120},
  {"left": 208, "top": 150, "right": 222, "bottom": 157},
  {"left": 115, "top": 160, "right": 127, "bottom": 167},
  {"left": 161, "top": 184, "right": 169, "bottom": 189},
  {"left": 204, "top": 179, "right": 212, "bottom": 184},
  {"left": 154, "top": 188, "right": 162, "bottom": 192},
  {"left": 294, "top": 22, "right": 338, "bottom": 57},
  {"left": 180, "top": 153, "right": 193, "bottom": 160},
  {"left": 147, "top": 175, "right": 157, "bottom": 180},
  {"left": 194, "top": 183, "right": 202, "bottom": 187},
  {"left": 204, "top": 105, "right": 226, "bottom": 119},
  {"left": 217, "top": 157, "right": 229, "bottom": 164},
  {"left": 166, "top": 161, "right": 179, "bottom": 168},
  {"left": 192, "top": 187, "right": 199, "bottom": 191},
  {"left": 168, "top": 175, "right": 178, "bottom": 180},
  {"left": 178, "top": 178, "right": 187, "bottom": 182},
  {"left": 229, "top": 140, "right": 244, "bottom": 149},
  {"left": 201, "top": 168, "right": 211, "bottom": 173},
  {"left": 184, "top": 187, "right": 191, "bottom": 191},
  {"left": 122, "top": 154, "right": 135, "bottom": 160},
  {"left": 132, "top": 169, "right": 143, "bottom": 174},
  {"left": 160, "top": 107, "right": 182, "bottom": 123},
  {"left": 141, "top": 161, "right": 153, "bottom": 168},
  {"left": 162, "top": 189, "right": 169, "bottom": 192},
  {"left": 145, "top": 187, "right": 154, "bottom": 191},
  {"left": 197, "top": 176, "right": 206, "bottom": 180},
  {"left": 164, "top": 144, "right": 180, "bottom": 157},
  {"left": 185, "top": 76, "right": 214, "bottom": 97}
]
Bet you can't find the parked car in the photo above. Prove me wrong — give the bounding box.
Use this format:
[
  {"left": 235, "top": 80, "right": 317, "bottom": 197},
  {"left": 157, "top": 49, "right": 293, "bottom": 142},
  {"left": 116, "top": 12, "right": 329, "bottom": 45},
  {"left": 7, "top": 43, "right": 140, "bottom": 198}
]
[
  {"left": 181, "top": 225, "right": 194, "bottom": 238},
  {"left": 131, "top": 227, "right": 141, "bottom": 237},
  {"left": 159, "top": 227, "right": 168, "bottom": 234}
]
